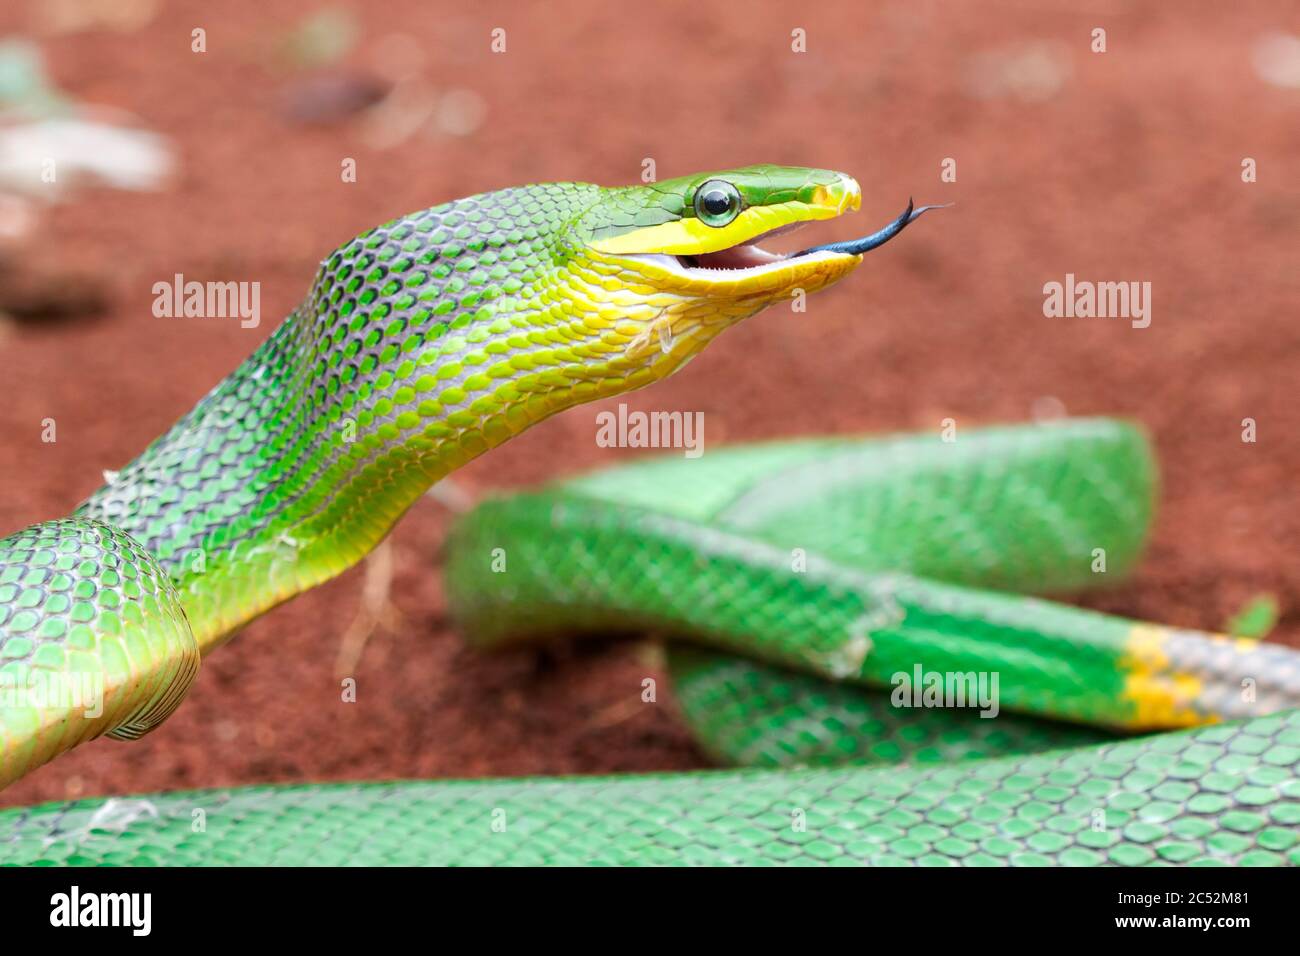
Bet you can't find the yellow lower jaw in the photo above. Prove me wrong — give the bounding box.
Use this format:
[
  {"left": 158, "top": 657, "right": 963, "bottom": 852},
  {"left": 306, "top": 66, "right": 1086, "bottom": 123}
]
[
  {"left": 592, "top": 247, "right": 863, "bottom": 300},
  {"left": 580, "top": 249, "right": 863, "bottom": 382}
]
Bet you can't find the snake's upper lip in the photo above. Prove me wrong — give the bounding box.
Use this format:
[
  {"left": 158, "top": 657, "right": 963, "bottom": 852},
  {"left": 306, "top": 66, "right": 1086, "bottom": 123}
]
[{"left": 682, "top": 221, "right": 810, "bottom": 269}]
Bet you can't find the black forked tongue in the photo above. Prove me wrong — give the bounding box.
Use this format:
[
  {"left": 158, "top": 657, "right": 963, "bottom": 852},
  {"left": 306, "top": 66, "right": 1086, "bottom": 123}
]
[{"left": 792, "top": 199, "right": 951, "bottom": 258}]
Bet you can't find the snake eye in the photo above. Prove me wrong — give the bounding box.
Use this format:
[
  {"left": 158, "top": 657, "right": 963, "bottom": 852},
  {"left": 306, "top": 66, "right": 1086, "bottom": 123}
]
[{"left": 693, "top": 180, "right": 742, "bottom": 227}]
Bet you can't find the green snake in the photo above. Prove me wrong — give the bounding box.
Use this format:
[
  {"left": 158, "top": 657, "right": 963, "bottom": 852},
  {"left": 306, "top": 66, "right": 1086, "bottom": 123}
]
[{"left": 1, "top": 166, "right": 1297, "bottom": 866}]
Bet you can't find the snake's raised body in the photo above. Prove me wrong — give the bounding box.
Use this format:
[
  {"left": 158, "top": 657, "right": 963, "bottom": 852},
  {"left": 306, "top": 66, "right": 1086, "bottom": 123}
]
[{"left": 1, "top": 167, "right": 1297, "bottom": 865}]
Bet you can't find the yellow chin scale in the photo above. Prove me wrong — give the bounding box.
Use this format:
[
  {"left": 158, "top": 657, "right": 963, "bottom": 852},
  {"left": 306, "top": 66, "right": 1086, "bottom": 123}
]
[{"left": 589, "top": 175, "right": 862, "bottom": 257}]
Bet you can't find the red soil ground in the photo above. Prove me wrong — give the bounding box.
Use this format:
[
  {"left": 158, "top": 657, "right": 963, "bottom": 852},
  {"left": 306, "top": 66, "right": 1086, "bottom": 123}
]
[{"left": 1, "top": 0, "right": 1297, "bottom": 807}]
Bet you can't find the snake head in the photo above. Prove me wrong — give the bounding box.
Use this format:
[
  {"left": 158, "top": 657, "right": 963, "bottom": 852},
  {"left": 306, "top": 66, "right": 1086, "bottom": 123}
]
[
  {"left": 580, "top": 164, "right": 864, "bottom": 283},
  {"left": 563, "top": 164, "right": 930, "bottom": 372}
]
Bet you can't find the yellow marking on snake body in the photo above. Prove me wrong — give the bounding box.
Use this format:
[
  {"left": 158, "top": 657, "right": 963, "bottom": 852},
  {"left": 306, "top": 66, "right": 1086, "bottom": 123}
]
[
  {"left": 1118, "top": 624, "right": 1265, "bottom": 728},
  {"left": 1119, "top": 624, "right": 1206, "bottom": 728}
]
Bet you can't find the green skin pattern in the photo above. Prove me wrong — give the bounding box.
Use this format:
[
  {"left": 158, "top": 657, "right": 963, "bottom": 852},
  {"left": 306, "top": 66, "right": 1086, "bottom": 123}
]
[{"left": 1, "top": 167, "right": 1298, "bottom": 865}]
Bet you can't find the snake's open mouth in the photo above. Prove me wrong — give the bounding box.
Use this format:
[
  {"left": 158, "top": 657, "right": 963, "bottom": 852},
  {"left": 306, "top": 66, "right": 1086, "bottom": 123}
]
[
  {"left": 680, "top": 199, "right": 947, "bottom": 272},
  {"left": 677, "top": 221, "right": 810, "bottom": 270},
  {"left": 615, "top": 199, "right": 948, "bottom": 280}
]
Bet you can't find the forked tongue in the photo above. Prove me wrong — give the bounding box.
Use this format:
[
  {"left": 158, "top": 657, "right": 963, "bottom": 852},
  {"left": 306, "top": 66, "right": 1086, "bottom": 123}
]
[{"left": 791, "top": 199, "right": 951, "bottom": 258}]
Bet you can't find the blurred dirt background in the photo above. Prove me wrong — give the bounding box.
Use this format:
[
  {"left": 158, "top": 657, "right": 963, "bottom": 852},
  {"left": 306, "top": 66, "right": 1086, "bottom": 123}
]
[{"left": 1, "top": 0, "right": 1298, "bottom": 807}]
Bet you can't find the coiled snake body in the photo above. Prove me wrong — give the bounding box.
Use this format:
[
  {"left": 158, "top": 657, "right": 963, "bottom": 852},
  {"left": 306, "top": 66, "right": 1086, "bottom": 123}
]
[{"left": 1, "top": 167, "right": 1297, "bottom": 865}]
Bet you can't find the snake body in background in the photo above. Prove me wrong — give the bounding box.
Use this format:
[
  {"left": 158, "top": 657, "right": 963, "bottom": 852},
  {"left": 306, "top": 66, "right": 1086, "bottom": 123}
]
[{"left": 1, "top": 166, "right": 1297, "bottom": 865}]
